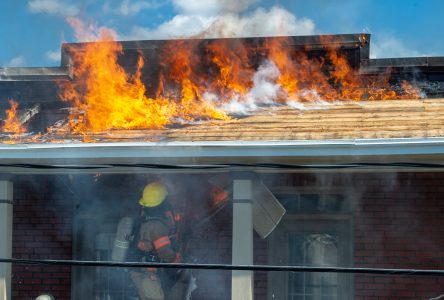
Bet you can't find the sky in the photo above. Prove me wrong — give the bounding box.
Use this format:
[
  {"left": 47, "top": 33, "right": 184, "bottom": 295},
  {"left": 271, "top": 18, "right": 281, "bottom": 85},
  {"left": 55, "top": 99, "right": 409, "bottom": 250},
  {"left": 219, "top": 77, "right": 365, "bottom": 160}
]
[{"left": 0, "top": 0, "right": 443, "bottom": 67}]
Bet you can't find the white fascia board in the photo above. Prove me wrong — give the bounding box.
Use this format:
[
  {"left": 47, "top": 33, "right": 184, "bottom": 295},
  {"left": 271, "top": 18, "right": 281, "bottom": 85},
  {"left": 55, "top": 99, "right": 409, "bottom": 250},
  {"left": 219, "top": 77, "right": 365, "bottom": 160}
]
[{"left": 0, "top": 138, "right": 443, "bottom": 161}]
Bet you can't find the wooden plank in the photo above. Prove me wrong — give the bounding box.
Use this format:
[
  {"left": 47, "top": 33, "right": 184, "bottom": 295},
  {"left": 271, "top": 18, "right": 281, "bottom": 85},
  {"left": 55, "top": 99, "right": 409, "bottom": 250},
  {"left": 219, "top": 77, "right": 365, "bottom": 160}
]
[
  {"left": 12, "top": 99, "right": 444, "bottom": 143},
  {"left": 179, "top": 119, "right": 444, "bottom": 129},
  {"left": 164, "top": 129, "right": 444, "bottom": 141}
]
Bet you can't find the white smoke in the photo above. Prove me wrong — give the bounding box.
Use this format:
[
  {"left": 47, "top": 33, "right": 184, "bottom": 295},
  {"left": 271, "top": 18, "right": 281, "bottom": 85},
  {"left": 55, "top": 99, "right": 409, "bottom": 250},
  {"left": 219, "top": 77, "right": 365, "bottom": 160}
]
[
  {"left": 172, "top": 0, "right": 258, "bottom": 15},
  {"left": 101, "top": 0, "right": 164, "bottom": 17},
  {"left": 117, "top": 0, "right": 160, "bottom": 16},
  {"left": 66, "top": 17, "right": 118, "bottom": 43},
  {"left": 287, "top": 98, "right": 333, "bottom": 111},
  {"left": 4, "top": 56, "right": 26, "bottom": 67},
  {"left": 120, "top": 0, "right": 319, "bottom": 115},
  {"left": 122, "top": 2, "right": 316, "bottom": 40},
  {"left": 28, "top": 0, "right": 80, "bottom": 17},
  {"left": 46, "top": 49, "right": 60, "bottom": 62},
  {"left": 371, "top": 35, "right": 426, "bottom": 59},
  {"left": 205, "top": 60, "right": 340, "bottom": 114},
  {"left": 244, "top": 61, "right": 281, "bottom": 104},
  {"left": 200, "top": 7, "right": 315, "bottom": 38},
  {"left": 219, "top": 61, "right": 281, "bottom": 114}
]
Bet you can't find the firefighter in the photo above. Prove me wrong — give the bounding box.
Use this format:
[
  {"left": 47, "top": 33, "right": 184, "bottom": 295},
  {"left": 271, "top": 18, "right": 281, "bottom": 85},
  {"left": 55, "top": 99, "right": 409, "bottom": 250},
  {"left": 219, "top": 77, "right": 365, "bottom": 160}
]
[{"left": 130, "top": 181, "right": 187, "bottom": 300}]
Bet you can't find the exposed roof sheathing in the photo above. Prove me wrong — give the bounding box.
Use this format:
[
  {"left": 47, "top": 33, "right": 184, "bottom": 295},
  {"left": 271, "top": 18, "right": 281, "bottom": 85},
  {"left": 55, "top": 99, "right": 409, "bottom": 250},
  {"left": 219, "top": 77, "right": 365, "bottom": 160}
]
[
  {"left": 3, "top": 99, "right": 444, "bottom": 171},
  {"left": 67, "top": 99, "right": 444, "bottom": 142}
]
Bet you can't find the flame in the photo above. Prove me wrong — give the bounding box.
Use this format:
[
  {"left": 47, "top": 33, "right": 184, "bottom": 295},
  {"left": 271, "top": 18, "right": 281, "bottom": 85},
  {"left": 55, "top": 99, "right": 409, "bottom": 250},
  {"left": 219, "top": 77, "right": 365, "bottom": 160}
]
[
  {"left": 267, "top": 38, "right": 336, "bottom": 101},
  {"left": 158, "top": 41, "right": 229, "bottom": 121},
  {"left": 59, "top": 27, "right": 174, "bottom": 133},
  {"left": 1, "top": 100, "right": 27, "bottom": 134},
  {"left": 266, "top": 36, "right": 421, "bottom": 102},
  {"left": 59, "top": 19, "right": 228, "bottom": 134},
  {"left": 206, "top": 40, "right": 255, "bottom": 100},
  {"left": 56, "top": 20, "right": 422, "bottom": 135}
]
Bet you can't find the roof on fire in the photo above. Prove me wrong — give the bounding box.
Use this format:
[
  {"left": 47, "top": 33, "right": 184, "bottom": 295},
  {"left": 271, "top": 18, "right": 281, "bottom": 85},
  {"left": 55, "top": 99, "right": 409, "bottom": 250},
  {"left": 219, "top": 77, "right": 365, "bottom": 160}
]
[
  {"left": 91, "top": 99, "right": 444, "bottom": 142},
  {"left": 1, "top": 34, "right": 444, "bottom": 168},
  {"left": 0, "top": 98, "right": 443, "bottom": 171},
  {"left": 0, "top": 98, "right": 441, "bottom": 143}
]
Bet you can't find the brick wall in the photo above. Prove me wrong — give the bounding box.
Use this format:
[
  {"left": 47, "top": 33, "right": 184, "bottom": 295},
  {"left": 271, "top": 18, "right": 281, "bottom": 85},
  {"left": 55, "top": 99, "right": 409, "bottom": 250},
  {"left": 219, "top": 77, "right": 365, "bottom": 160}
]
[
  {"left": 12, "top": 175, "right": 73, "bottom": 300},
  {"left": 354, "top": 172, "right": 444, "bottom": 299}
]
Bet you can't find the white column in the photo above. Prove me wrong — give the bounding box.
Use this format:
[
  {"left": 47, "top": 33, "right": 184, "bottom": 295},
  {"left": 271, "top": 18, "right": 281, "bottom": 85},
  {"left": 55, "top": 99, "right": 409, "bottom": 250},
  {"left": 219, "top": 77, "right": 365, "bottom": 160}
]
[
  {"left": 232, "top": 179, "right": 254, "bottom": 300},
  {"left": 0, "top": 181, "right": 13, "bottom": 300}
]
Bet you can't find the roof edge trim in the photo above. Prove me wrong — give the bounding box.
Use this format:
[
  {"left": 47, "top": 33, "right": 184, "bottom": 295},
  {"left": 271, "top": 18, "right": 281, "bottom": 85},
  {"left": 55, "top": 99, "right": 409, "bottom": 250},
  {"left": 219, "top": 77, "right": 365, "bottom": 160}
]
[{"left": 0, "top": 138, "right": 443, "bottom": 160}]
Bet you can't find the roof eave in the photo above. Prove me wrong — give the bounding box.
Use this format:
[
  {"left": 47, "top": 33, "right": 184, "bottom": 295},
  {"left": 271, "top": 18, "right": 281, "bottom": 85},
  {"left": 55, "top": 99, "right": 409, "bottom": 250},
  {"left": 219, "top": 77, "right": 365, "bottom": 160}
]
[{"left": 0, "top": 137, "right": 444, "bottom": 164}]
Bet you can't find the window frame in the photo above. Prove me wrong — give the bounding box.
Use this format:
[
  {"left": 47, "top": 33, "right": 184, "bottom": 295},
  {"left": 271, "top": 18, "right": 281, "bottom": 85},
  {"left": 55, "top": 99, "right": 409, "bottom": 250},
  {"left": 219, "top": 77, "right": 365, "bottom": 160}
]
[{"left": 267, "top": 186, "right": 354, "bottom": 300}]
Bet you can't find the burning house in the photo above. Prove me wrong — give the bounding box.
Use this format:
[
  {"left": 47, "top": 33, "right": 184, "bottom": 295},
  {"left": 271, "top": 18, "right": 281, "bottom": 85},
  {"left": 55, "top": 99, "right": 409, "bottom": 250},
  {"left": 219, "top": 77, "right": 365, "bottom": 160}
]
[{"left": 1, "top": 32, "right": 444, "bottom": 300}]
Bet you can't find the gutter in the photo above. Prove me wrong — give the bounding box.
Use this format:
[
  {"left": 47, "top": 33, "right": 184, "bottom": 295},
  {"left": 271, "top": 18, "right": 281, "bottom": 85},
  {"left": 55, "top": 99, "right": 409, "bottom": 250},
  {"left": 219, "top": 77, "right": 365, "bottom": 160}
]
[
  {"left": 0, "top": 138, "right": 443, "bottom": 173},
  {"left": 0, "top": 67, "right": 71, "bottom": 81},
  {"left": 0, "top": 137, "right": 443, "bottom": 160}
]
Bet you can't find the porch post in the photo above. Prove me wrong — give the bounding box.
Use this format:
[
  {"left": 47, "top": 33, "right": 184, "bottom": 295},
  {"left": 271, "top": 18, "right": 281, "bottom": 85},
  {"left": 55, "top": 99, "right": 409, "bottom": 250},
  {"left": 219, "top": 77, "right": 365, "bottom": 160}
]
[
  {"left": 0, "top": 180, "right": 13, "bottom": 300},
  {"left": 232, "top": 178, "right": 254, "bottom": 300}
]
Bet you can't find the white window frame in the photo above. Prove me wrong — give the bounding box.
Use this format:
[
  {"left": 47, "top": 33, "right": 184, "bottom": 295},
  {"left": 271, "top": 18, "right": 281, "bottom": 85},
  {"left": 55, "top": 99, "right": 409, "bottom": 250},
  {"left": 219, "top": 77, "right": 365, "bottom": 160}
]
[{"left": 267, "top": 186, "right": 354, "bottom": 300}]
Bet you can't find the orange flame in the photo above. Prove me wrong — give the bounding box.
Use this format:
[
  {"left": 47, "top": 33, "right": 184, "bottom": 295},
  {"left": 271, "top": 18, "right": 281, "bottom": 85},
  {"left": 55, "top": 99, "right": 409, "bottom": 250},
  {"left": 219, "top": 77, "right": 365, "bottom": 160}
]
[
  {"left": 59, "top": 19, "right": 228, "bottom": 134},
  {"left": 267, "top": 38, "right": 336, "bottom": 101},
  {"left": 158, "top": 40, "right": 229, "bottom": 121},
  {"left": 206, "top": 40, "right": 255, "bottom": 100},
  {"left": 58, "top": 21, "right": 422, "bottom": 134},
  {"left": 266, "top": 36, "right": 421, "bottom": 102},
  {"left": 1, "top": 100, "right": 27, "bottom": 133}
]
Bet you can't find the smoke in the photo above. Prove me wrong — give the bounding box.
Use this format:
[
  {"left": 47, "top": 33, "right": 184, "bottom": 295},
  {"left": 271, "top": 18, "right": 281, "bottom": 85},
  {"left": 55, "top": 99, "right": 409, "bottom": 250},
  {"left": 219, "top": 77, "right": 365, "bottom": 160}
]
[
  {"left": 3, "top": 56, "right": 26, "bottom": 67},
  {"left": 28, "top": 0, "right": 80, "bottom": 17},
  {"left": 217, "top": 61, "right": 339, "bottom": 114},
  {"left": 45, "top": 50, "right": 60, "bottom": 62},
  {"left": 172, "top": 0, "right": 258, "bottom": 15},
  {"left": 246, "top": 61, "right": 281, "bottom": 105},
  {"left": 371, "top": 35, "right": 423, "bottom": 58},
  {"left": 199, "top": 6, "right": 315, "bottom": 39},
  {"left": 118, "top": 0, "right": 318, "bottom": 115},
  {"left": 123, "top": 3, "right": 316, "bottom": 40},
  {"left": 66, "top": 17, "right": 118, "bottom": 42},
  {"left": 115, "top": 0, "right": 161, "bottom": 16},
  {"left": 218, "top": 61, "right": 281, "bottom": 114}
]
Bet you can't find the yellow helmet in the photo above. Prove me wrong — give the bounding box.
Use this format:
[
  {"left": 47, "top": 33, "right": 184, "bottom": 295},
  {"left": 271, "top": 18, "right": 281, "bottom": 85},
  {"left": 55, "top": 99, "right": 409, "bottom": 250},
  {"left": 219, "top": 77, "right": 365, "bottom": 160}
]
[{"left": 139, "top": 181, "right": 168, "bottom": 207}]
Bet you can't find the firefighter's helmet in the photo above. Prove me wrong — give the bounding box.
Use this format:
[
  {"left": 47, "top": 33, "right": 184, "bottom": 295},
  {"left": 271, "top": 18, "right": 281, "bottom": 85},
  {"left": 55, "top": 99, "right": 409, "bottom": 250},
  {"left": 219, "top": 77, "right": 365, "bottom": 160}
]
[
  {"left": 35, "top": 295, "right": 56, "bottom": 300},
  {"left": 139, "top": 181, "right": 168, "bottom": 207}
]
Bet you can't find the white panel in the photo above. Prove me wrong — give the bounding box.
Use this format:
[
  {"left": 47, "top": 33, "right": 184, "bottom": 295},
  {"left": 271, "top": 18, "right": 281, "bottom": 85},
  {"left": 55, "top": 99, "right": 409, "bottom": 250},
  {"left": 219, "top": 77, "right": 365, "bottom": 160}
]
[
  {"left": 0, "top": 278, "right": 6, "bottom": 300},
  {"left": 252, "top": 181, "right": 286, "bottom": 239},
  {"left": 0, "top": 181, "right": 13, "bottom": 300},
  {"left": 232, "top": 179, "right": 254, "bottom": 300}
]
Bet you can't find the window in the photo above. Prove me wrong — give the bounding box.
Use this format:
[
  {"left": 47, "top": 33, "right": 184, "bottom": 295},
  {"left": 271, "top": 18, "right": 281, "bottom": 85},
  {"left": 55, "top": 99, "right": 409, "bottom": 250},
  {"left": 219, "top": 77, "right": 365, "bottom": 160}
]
[
  {"left": 288, "top": 233, "right": 339, "bottom": 299},
  {"left": 268, "top": 187, "right": 353, "bottom": 300}
]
